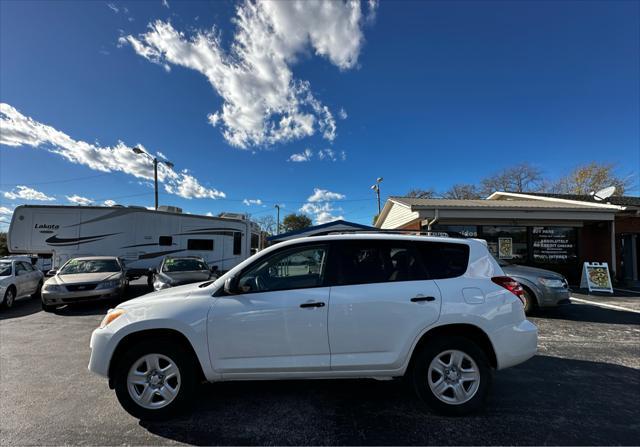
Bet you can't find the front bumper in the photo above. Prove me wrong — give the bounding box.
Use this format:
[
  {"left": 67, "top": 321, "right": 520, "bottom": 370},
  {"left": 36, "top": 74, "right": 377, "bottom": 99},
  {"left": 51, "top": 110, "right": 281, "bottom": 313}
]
[
  {"left": 491, "top": 319, "right": 538, "bottom": 370},
  {"left": 42, "top": 287, "right": 121, "bottom": 305},
  {"left": 88, "top": 327, "right": 115, "bottom": 378},
  {"left": 538, "top": 286, "right": 571, "bottom": 308}
]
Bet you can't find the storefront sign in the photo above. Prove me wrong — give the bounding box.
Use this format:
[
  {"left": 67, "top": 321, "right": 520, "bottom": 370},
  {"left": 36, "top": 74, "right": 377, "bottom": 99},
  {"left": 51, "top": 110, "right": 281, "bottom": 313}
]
[
  {"left": 498, "top": 237, "right": 513, "bottom": 259},
  {"left": 580, "top": 262, "right": 613, "bottom": 293},
  {"left": 532, "top": 227, "right": 577, "bottom": 264}
]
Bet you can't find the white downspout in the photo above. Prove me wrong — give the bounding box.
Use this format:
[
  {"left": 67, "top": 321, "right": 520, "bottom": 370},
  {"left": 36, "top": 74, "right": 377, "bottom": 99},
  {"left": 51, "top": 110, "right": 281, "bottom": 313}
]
[{"left": 426, "top": 209, "right": 439, "bottom": 232}]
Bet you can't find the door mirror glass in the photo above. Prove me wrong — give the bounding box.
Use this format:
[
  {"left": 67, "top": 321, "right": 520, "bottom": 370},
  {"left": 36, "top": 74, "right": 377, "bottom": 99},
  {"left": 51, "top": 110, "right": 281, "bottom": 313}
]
[
  {"left": 224, "top": 276, "right": 238, "bottom": 294},
  {"left": 47, "top": 269, "right": 57, "bottom": 276}
]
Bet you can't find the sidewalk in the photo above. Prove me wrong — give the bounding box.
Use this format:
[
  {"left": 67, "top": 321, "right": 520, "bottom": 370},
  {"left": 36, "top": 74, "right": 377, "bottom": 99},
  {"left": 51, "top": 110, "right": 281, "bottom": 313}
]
[{"left": 570, "top": 288, "right": 640, "bottom": 313}]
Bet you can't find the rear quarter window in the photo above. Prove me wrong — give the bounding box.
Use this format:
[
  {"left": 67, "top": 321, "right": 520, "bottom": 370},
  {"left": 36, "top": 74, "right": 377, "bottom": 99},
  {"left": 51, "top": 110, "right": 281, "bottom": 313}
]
[{"left": 416, "top": 241, "right": 470, "bottom": 279}]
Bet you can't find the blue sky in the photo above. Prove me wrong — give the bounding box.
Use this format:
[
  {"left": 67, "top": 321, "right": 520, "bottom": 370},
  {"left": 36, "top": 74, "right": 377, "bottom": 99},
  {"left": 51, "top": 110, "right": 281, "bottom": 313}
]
[{"left": 1, "top": 0, "right": 638, "bottom": 229}]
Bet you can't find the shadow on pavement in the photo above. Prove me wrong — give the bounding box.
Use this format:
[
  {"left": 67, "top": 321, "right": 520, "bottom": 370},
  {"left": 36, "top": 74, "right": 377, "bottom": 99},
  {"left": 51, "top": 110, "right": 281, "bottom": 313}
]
[
  {"left": 539, "top": 302, "right": 640, "bottom": 325},
  {"left": 140, "top": 355, "right": 640, "bottom": 446},
  {"left": 0, "top": 296, "right": 41, "bottom": 320}
]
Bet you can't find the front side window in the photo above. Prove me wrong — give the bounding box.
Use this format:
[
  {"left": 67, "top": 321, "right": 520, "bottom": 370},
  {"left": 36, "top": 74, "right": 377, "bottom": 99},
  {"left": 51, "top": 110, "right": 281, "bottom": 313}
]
[
  {"left": 0, "top": 262, "right": 12, "bottom": 276},
  {"left": 59, "top": 259, "right": 121, "bottom": 274},
  {"left": 14, "top": 262, "right": 27, "bottom": 275},
  {"left": 332, "top": 241, "right": 424, "bottom": 286},
  {"left": 237, "top": 245, "right": 327, "bottom": 293},
  {"left": 416, "top": 241, "right": 469, "bottom": 279}
]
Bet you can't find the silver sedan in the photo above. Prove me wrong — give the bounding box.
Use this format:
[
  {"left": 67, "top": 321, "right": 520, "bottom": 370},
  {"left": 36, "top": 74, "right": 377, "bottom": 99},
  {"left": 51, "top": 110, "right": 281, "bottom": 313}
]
[{"left": 41, "top": 257, "right": 127, "bottom": 312}]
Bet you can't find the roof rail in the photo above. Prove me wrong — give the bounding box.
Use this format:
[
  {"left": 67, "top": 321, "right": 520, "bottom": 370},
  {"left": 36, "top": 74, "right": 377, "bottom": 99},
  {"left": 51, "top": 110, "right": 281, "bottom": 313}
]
[{"left": 308, "top": 229, "right": 471, "bottom": 239}]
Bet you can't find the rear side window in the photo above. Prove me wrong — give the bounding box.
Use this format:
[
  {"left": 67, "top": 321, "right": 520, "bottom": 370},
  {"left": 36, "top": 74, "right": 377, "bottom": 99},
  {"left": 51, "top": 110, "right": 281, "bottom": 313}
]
[
  {"left": 416, "top": 242, "right": 469, "bottom": 279},
  {"left": 187, "top": 239, "right": 214, "bottom": 251},
  {"left": 331, "top": 241, "right": 425, "bottom": 286}
]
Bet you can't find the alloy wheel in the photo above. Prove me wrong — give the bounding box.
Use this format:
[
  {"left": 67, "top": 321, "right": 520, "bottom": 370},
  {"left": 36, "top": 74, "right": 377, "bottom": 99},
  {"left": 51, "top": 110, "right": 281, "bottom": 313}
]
[
  {"left": 127, "top": 353, "right": 181, "bottom": 410},
  {"left": 427, "top": 349, "right": 480, "bottom": 405}
]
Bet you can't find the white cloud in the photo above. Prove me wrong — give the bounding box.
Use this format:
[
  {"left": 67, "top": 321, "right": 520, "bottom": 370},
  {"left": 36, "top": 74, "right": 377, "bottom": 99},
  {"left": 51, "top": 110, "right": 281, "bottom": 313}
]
[
  {"left": 103, "top": 199, "right": 117, "bottom": 206},
  {"left": 317, "top": 148, "right": 347, "bottom": 161},
  {"left": 243, "top": 198, "right": 263, "bottom": 206},
  {"left": 162, "top": 0, "right": 170, "bottom": 8},
  {"left": 156, "top": 151, "right": 168, "bottom": 160},
  {"left": 0, "top": 103, "right": 225, "bottom": 200},
  {"left": 307, "top": 188, "right": 345, "bottom": 202},
  {"left": 338, "top": 108, "right": 348, "bottom": 120},
  {"left": 205, "top": 211, "right": 213, "bottom": 217},
  {"left": 122, "top": 0, "right": 376, "bottom": 148},
  {"left": 107, "top": 3, "right": 119, "bottom": 13},
  {"left": 0, "top": 206, "right": 13, "bottom": 215},
  {"left": 66, "top": 195, "right": 93, "bottom": 206},
  {"left": 3, "top": 185, "right": 55, "bottom": 201},
  {"left": 288, "top": 148, "right": 313, "bottom": 162}
]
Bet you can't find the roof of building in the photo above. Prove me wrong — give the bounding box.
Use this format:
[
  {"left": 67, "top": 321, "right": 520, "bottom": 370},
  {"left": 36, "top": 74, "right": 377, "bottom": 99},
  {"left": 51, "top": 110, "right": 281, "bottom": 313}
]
[
  {"left": 510, "top": 192, "right": 640, "bottom": 208},
  {"left": 267, "top": 219, "right": 376, "bottom": 242},
  {"left": 388, "top": 196, "right": 617, "bottom": 210}
]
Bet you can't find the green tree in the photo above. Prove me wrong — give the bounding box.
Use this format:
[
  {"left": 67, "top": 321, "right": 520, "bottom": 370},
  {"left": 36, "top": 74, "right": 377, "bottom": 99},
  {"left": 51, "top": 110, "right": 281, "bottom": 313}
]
[
  {"left": 281, "top": 213, "right": 312, "bottom": 232},
  {"left": 0, "top": 233, "right": 8, "bottom": 257},
  {"left": 551, "top": 162, "right": 632, "bottom": 195}
]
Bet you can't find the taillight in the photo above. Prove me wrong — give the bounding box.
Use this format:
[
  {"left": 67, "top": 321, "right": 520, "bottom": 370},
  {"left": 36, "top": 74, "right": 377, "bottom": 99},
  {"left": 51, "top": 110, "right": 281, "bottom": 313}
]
[{"left": 492, "top": 276, "right": 526, "bottom": 306}]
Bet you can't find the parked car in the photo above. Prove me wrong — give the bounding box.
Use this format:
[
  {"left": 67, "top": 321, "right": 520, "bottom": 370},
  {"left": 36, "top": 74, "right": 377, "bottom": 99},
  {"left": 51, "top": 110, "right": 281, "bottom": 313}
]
[
  {"left": 152, "top": 256, "right": 215, "bottom": 291},
  {"left": 498, "top": 259, "right": 570, "bottom": 315},
  {"left": 0, "top": 257, "right": 44, "bottom": 309},
  {"left": 88, "top": 234, "right": 537, "bottom": 420},
  {"left": 41, "top": 256, "right": 127, "bottom": 312}
]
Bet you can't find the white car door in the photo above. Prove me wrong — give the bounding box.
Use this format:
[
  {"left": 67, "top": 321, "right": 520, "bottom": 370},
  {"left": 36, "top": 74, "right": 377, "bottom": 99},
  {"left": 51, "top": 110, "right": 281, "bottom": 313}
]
[
  {"left": 209, "top": 244, "right": 331, "bottom": 375},
  {"left": 327, "top": 240, "right": 442, "bottom": 372},
  {"left": 13, "top": 262, "right": 29, "bottom": 297}
]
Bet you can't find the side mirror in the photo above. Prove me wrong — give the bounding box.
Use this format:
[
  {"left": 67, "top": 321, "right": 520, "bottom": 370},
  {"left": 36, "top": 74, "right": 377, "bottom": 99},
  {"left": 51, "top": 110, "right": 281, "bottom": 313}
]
[
  {"left": 210, "top": 265, "right": 219, "bottom": 273},
  {"left": 224, "top": 276, "right": 238, "bottom": 295},
  {"left": 47, "top": 269, "right": 57, "bottom": 277}
]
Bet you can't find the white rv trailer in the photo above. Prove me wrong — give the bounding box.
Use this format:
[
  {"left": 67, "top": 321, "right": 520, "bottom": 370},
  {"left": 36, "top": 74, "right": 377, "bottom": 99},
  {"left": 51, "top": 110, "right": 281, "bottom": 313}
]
[{"left": 7, "top": 205, "right": 261, "bottom": 277}]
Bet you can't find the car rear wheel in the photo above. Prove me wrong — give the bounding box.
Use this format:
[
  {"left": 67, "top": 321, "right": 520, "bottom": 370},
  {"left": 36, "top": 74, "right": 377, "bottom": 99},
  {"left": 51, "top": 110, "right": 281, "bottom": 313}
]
[
  {"left": 411, "top": 336, "right": 492, "bottom": 416},
  {"left": 113, "top": 339, "right": 196, "bottom": 420},
  {"left": 2, "top": 287, "right": 16, "bottom": 309},
  {"left": 32, "top": 280, "right": 43, "bottom": 299}
]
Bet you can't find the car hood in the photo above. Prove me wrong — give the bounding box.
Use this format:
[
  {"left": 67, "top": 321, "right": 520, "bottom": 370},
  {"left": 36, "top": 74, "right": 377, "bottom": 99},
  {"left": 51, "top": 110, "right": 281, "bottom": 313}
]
[
  {"left": 54, "top": 272, "right": 121, "bottom": 285},
  {"left": 502, "top": 264, "right": 564, "bottom": 279},
  {"left": 162, "top": 271, "right": 211, "bottom": 283},
  {"left": 118, "top": 282, "right": 202, "bottom": 308}
]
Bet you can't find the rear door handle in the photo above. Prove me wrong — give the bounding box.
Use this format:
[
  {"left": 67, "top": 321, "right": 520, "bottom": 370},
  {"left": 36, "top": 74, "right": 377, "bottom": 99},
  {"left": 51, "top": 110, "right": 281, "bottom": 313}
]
[
  {"left": 300, "top": 301, "right": 326, "bottom": 308},
  {"left": 411, "top": 296, "right": 436, "bottom": 303}
]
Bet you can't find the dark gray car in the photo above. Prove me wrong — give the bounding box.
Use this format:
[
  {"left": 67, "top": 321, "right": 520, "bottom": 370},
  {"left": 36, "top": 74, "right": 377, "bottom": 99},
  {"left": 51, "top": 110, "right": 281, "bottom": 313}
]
[
  {"left": 499, "top": 260, "right": 571, "bottom": 315},
  {"left": 152, "top": 256, "right": 214, "bottom": 291}
]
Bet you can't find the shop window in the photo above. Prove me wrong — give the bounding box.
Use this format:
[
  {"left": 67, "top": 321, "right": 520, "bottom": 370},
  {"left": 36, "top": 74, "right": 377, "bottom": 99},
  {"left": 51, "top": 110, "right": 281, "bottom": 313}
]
[
  {"left": 482, "top": 226, "right": 527, "bottom": 261},
  {"left": 532, "top": 227, "right": 577, "bottom": 264},
  {"left": 427, "top": 224, "right": 479, "bottom": 238}
]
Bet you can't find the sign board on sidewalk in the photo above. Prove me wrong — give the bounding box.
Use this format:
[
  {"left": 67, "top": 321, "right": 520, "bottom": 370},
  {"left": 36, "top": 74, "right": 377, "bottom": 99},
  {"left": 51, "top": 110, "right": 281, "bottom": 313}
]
[
  {"left": 498, "top": 237, "right": 513, "bottom": 259},
  {"left": 580, "top": 262, "right": 613, "bottom": 293}
]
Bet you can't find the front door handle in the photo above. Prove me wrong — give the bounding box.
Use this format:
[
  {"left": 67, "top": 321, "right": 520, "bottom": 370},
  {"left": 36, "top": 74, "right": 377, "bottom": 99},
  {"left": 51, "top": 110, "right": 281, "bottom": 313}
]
[
  {"left": 411, "top": 296, "right": 436, "bottom": 303},
  {"left": 300, "top": 301, "right": 326, "bottom": 308}
]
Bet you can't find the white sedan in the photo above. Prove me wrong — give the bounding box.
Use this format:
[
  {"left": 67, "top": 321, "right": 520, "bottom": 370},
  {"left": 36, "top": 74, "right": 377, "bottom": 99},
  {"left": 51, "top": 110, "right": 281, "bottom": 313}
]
[{"left": 0, "top": 258, "right": 44, "bottom": 309}]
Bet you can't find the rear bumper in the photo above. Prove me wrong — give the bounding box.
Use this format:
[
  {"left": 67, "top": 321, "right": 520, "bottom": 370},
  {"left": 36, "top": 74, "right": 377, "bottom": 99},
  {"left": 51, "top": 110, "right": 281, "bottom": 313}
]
[{"left": 492, "top": 319, "right": 538, "bottom": 370}]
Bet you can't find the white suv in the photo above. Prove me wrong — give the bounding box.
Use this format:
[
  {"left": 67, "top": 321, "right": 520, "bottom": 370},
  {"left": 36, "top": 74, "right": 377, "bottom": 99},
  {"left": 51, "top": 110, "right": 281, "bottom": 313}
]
[{"left": 88, "top": 234, "right": 537, "bottom": 420}]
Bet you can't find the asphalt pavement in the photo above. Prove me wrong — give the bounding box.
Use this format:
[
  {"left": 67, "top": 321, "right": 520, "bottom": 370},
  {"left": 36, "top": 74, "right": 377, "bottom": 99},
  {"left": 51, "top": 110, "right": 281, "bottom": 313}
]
[{"left": 1, "top": 283, "right": 639, "bottom": 445}]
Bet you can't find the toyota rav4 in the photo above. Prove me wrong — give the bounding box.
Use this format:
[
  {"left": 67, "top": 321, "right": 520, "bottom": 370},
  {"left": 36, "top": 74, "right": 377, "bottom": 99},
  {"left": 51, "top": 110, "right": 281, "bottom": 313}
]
[{"left": 88, "top": 234, "right": 537, "bottom": 420}]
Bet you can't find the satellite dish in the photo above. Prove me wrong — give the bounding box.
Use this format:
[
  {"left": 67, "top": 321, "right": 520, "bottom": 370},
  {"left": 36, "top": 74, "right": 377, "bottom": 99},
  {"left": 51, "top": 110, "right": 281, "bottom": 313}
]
[{"left": 590, "top": 186, "right": 616, "bottom": 201}]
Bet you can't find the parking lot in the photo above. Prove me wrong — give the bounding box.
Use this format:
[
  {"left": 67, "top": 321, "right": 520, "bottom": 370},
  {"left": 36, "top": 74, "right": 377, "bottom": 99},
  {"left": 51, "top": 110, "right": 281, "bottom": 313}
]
[{"left": 1, "top": 283, "right": 639, "bottom": 446}]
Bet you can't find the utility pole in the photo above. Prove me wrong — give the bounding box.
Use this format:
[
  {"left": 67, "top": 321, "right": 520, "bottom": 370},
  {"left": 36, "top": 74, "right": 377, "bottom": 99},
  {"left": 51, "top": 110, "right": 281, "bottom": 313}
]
[
  {"left": 132, "top": 147, "right": 174, "bottom": 210},
  {"left": 371, "top": 177, "right": 383, "bottom": 215},
  {"left": 275, "top": 204, "right": 280, "bottom": 235}
]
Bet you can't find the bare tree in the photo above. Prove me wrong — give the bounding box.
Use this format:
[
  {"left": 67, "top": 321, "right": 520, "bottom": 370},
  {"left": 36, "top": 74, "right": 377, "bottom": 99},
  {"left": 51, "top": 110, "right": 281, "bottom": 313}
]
[
  {"left": 480, "top": 163, "right": 543, "bottom": 196},
  {"left": 551, "top": 162, "right": 633, "bottom": 195},
  {"left": 255, "top": 215, "right": 277, "bottom": 235},
  {"left": 442, "top": 184, "right": 481, "bottom": 199},
  {"left": 405, "top": 188, "right": 437, "bottom": 199}
]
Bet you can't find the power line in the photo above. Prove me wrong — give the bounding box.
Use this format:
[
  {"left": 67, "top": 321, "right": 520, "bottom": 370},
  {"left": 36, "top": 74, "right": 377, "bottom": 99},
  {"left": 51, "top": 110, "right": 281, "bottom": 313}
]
[{"left": 0, "top": 172, "right": 115, "bottom": 187}]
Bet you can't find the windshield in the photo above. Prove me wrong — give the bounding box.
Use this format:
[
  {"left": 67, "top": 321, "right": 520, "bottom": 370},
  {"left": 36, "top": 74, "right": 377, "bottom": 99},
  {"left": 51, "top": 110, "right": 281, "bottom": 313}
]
[
  {"left": 0, "top": 262, "right": 11, "bottom": 276},
  {"left": 59, "top": 259, "right": 121, "bottom": 274},
  {"left": 162, "top": 258, "right": 208, "bottom": 273}
]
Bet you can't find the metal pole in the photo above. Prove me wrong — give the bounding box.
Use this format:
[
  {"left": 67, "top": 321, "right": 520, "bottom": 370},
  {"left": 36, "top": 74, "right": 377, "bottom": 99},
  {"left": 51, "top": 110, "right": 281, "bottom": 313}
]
[
  {"left": 376, "top": 187, "right": 381, "bottom": 215},
  {"left": 275, "top": 204, "right": 280, "bottom": 235},
  {"left": 153, "top": 157, "right": 158, "bottom": 210}
]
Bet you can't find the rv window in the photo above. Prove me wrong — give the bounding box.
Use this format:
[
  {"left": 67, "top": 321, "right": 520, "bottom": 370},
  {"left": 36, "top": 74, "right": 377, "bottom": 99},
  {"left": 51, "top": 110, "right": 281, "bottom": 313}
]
[
  {"left": 233, "top": 232, "right": 242, "bottom": 255},
  {"left": 187, "top": 239, "right": 214, "bottom": 251},
  {"left": 159, "top": 236, "right": 172, "bottom": 246}
]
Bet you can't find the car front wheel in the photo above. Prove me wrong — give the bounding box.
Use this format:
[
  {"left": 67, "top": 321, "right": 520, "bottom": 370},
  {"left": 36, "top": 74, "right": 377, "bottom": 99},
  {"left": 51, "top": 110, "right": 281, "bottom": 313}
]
[
  {"left": 411, "top": 336, "right": 492, "bottom": 416},
  {"left": 2, "top": 287, "right": 16, "bottom": 309},
  {"left": 113, "top": 339, "right": 196, "bottom": 420}
]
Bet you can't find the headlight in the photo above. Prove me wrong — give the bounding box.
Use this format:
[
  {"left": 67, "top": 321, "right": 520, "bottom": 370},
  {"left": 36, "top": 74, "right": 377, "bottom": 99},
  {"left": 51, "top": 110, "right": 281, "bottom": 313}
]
[
  {"left": 99, "top": 309, "right": 125, "bottom": 328},
  {"left": 96, "top": 279, "right": 120, "bottom": 290},
  {"left": 154, "top": 280, "right": 171, "bottom": 290},
  {"left": 539, "top": 277, "right": 565, "bottom": 288},
  {"left": 43, "top": 283, "right": 64, "bottom": 292}
]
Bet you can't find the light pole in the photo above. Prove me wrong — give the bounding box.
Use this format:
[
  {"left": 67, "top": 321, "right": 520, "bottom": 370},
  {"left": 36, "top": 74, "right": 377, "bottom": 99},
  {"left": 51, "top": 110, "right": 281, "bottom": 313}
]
[
  {"left": 132, "top": 147, "right": 174, "bottom": 210},
  {"left": 371, "top": 177, "right": 383, "bottom": 215},
  {"left": 275, "top": 204, "right": 281, "bottom": 235}
]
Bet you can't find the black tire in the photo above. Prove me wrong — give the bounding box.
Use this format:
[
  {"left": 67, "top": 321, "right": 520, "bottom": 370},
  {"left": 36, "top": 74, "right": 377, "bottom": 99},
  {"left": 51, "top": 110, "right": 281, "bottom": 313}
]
[
  {"left": 2, "top": 286, "right": 16, "bottom": 309},
  {"left": 32, "top": 280, "right": 43, "bottom": 299},
  {"left": 411, "top": 336, "right": 492, "bottom": 416},
  {"left": 41, "top": 300, "right": 57, "bottom": 312},
  {"left": 521, "top": 288, "right": 537, "bottom": 316},
  {"left": 113, "top": 338, "right": 197, "bottom": 420}
]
